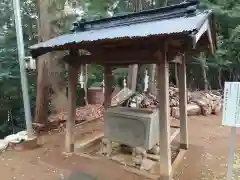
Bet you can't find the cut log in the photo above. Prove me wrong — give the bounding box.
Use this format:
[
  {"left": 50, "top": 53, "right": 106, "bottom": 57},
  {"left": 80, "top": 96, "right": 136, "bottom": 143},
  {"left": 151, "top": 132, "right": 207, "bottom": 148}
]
[
  {"left": 171, "top": 103, "right": 201, "bottom": 119},
  {"left": 171, "top": 107, "right": 180, "bottom": 119},
  {"left": 187, "top": 103, "right": 201, "bottom": 116},
  {"left": 191, "top": 96, "right": 212, "bottom": 116}
]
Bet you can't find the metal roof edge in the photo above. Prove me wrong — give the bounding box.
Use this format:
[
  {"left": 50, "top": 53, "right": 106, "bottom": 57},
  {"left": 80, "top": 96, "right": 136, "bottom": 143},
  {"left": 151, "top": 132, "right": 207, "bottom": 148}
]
[
  {"left": 195, "top": 10, "right": 213, "bottom": 31},
  {"left": 72, "top": 0, "right": 200, "bottom": 32}
]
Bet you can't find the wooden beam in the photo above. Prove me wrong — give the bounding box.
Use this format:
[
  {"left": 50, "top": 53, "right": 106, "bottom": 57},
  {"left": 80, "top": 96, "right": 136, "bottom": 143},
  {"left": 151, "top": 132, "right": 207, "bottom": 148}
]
[
  {"left": 178, "top": 54, "right": 188, "bottom": 150},
  {"left": 65, "top": 51, "right": 78, "bottom": 153},
  {"left": 63, "top": 49, "right": 159, "bottom": 65},
  {"left": 104, "top": 66, "right": 112, "bottom": 109},
  {"left": 61, "top": 43, "right": 210, "bottom": 67},
  {"left": 156, "top": 45, "right": 172, "bottom": 180}
]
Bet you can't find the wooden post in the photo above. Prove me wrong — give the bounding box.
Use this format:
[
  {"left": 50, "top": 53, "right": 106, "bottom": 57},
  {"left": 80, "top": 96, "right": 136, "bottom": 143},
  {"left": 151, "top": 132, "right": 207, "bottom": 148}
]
[
  {"left": 157, "top": 49, "right": 172, "bottom": 180},
  {"left": 104, "top": 66, "right": 112, "bottom": 109},
  {"left": 179, "top": 54, "right": 188, "bottom": 149},
  {"left": 65, "top": 54, "right": 78, "bottom": 153}
]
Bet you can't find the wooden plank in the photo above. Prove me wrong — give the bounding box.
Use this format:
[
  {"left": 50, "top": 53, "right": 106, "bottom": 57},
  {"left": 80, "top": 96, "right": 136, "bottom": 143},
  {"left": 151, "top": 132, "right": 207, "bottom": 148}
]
[
  {"left": 170, "top": 128, "right": 180, "bottom": 143},
  {"left": 156, "top": 45, "right": 172, "bottom": 180},
  {"left": 178, "top": 54, "right": 188, "bottom": 150},
  {"left": 65, "top": 58, "right": 78, "bottom": 153}
]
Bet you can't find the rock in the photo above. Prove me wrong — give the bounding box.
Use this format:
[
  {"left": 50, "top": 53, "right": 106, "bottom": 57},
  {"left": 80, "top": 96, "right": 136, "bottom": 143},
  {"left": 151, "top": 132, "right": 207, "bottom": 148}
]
[
  {"left": 8, "top": 136, "right": 38, "bottom": 151},
  {"left": 148, "top": 145, "right": 160, "bottom": 155},
  {"left": 0, "top": 140, "right": 8, "bottom": 152},
  {"left": 171, "top": 103, "right": 201, "bottom": 118},
  {"left": 4, "top": 134, "right": 22, "bottom": 144}
]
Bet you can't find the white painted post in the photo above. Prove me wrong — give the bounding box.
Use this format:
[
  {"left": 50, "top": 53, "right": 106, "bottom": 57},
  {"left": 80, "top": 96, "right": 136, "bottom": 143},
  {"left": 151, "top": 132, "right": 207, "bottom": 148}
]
[{"left": 12, "top": 0, "right": 33, "bottom": 138}]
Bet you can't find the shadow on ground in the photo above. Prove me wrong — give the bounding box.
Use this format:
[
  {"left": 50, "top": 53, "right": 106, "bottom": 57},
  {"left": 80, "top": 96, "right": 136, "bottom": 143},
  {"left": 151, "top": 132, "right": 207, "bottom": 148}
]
[{"left": 68, "top": 172, "right": 98, "bottom": 180}]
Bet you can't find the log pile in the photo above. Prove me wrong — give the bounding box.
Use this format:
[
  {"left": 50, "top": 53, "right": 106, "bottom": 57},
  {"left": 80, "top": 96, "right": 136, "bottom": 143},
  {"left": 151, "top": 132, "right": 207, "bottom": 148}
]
[
  {"left": 53, "top": 104, "right": 104, "bottom": 122},
  {"left": 33, "top": 104, "right": 104, "bottom": 133},
  {"left": 34, "top": 87, "right": 222, "bottom": 133},
  {"left": 122, "top": 87, "right": 223, "bottom": 119},
  {"left": 190, "top": 91, "right": 223, "bottom": 116}
]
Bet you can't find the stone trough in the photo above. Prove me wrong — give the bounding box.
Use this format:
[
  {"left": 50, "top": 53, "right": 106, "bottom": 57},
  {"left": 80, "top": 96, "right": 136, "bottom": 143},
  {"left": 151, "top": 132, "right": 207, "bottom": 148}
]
[{"left": 74, "top": 107, "right": 181, "bottom": 178}]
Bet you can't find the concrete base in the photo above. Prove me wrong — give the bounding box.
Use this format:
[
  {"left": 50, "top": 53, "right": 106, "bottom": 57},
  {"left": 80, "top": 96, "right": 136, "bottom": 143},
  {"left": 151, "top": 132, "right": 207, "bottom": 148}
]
[{"left": 180, "top": 144, "right": 188, "bottom": 150}]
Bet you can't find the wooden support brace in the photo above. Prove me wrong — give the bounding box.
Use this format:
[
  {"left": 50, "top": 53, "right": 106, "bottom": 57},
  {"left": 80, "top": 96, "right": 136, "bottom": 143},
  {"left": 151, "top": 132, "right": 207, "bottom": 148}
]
[
  {"left": 179, "top": 54, "right": 188, "bottom": 150},
  {"left": 65, "top": 51, "right": 78, "bottom": 153},
  {"left": 157, "top": 48, "right": 172, "bottom": 180}
]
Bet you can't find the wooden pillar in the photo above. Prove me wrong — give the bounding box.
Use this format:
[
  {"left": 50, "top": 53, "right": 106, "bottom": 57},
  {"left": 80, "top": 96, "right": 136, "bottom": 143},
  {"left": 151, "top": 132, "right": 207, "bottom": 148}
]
[
  {"left": 157, "top": 50, "right": 172, "bottom": 180},
  {"left": 65, "top": 56, "right": 78, "bottom": 153},
  {"left": 179, "top": 54, "right": 188, "bottom": 149},
  {"left": 104, "top": 66, "right": 112, "bottom": 109}
]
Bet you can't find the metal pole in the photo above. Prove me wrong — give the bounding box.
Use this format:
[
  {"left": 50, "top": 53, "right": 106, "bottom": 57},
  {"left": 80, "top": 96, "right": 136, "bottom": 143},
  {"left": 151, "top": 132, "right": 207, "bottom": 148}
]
[
  {"left": 12, "top": 0, "right": 33, "bottom": 138},
  {"left": 227, "top": 127, "right": 237, "bottom": 180}
]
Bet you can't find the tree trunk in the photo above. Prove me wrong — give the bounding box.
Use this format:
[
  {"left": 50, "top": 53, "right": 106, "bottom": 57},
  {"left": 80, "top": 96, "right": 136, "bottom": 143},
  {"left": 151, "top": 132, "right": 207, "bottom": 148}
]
[
  {"left": 202, "top": 66, "right": 208, "bottom": 91},
  {"left": 35, "top": 0, "right": 51, "bottom": 124},
  {"left": 175, "top": 63, "right": 179, "bottom": 88},
  {"left": 35, "top": 0, "right": 68, "bottom": 124},
  {"left": 83, "top": 64, "right": 88, "bottom": 105},
  {"left": 35, "top": 59, "right": 49, "bottom": 124},
  {"left": 127, "top": 65, "right": 138, "bottom": 92},
  {"left": 199, "top": 53, "right": 208, "bottom": 91},
  {"left": 146, "top": 0, "right": 168, "bottom": 93},
  {"left": 148, "top": 64, "right": 156, "bottom": 94},
  {"left": 127, "top": 0, "right": 143, "bottom": 92},
  {"left": 218, "top": 68, "right": 222, "bottom": 89}
]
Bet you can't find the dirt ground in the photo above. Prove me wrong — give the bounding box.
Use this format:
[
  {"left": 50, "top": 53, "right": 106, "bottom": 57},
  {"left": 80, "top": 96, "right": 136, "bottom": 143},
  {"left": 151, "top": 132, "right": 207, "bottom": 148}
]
[{"left": 0, "top": 115, "right": 240, "bottom": 180}]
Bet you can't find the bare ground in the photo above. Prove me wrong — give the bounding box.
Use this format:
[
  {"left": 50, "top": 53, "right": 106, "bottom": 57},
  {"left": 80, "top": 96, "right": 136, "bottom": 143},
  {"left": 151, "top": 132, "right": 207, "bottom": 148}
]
[{"left": 1, "top": 115, "right": 240, "bottom": 180}]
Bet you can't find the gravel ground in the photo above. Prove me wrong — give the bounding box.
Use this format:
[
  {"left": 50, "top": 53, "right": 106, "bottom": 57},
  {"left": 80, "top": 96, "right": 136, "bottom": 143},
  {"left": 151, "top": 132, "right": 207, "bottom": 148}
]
[{"left": 0, "top": 115, "right": 239, "bottom": 180}]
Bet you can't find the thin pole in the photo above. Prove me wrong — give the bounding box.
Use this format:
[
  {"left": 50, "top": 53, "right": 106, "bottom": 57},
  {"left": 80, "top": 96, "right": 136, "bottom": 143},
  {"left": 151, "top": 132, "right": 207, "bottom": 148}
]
[
  {"left": 226, "top": 127, "right": 237, "bottom": 180},
  {"left": 12, "top": 0, "right": 33, "bottom": 138}
]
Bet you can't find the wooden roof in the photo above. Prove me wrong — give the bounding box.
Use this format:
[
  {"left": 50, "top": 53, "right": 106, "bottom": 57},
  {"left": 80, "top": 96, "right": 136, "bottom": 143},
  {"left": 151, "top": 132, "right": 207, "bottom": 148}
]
[{"left": 29, "top": 0, "right": 216, "bottom": 66}]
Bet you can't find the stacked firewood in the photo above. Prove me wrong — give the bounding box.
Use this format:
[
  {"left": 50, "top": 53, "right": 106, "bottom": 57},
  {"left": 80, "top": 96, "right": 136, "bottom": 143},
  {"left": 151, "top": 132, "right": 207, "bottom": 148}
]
[
  {"left": 53, "top": 104, "right": 104, "bottom": 122},
  {"left": 33, "top": 104, "right": 105, "bottom": 133},
  {"left": 122, "top": 87, "right": 223, "bottom": 119},
  {"left": 190, "top": 91, "right": 223, "bottom": 116},
  {"left": 169, "top": 87, "right": 180, "bottom": 107}
]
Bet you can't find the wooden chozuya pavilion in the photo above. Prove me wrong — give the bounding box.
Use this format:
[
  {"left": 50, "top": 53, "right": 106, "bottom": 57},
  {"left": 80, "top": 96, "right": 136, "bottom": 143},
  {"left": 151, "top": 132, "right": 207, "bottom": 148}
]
[{"left": 29, "top": 1, "right": 216, "bottom": 179}]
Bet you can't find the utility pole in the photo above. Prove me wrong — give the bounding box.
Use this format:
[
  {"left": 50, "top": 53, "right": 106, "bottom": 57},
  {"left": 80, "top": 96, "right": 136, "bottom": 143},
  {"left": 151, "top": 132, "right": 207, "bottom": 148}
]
[{"left": 12, "top": 0, "right": 33, "bottom": 138}]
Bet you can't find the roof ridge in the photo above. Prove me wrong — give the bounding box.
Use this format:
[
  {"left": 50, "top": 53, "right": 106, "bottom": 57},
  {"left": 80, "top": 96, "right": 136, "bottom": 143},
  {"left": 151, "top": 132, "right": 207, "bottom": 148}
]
[{"left": 71, "top": 0, "right": 200, "bottom": 32}]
